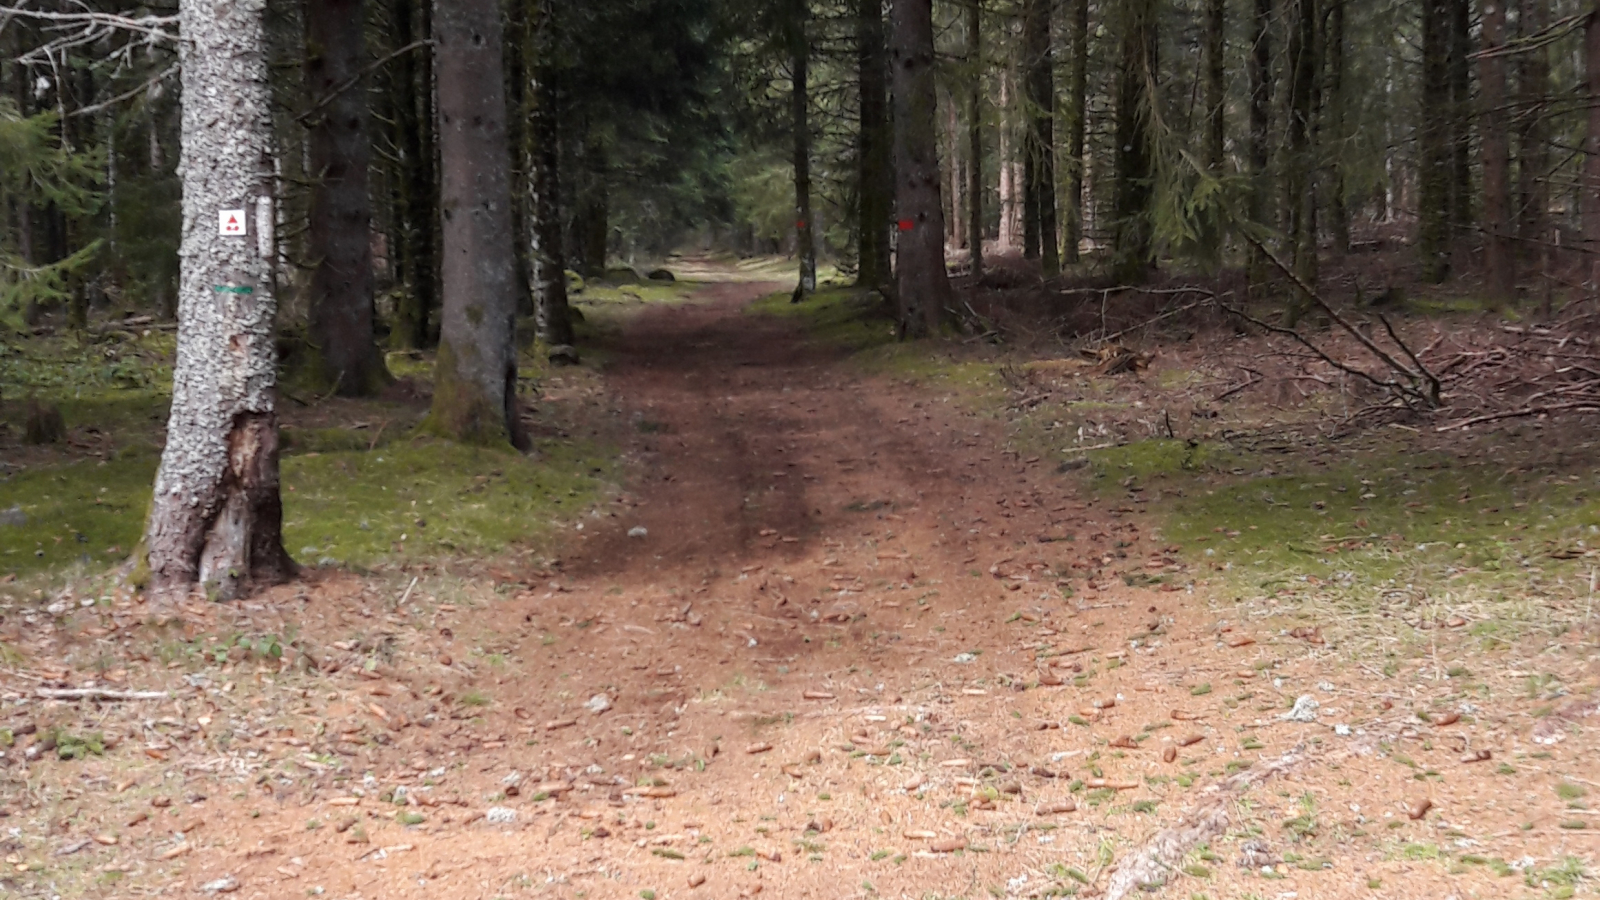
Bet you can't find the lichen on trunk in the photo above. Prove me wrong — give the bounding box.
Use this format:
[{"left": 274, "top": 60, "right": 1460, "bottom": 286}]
[{"left": 144, "top": 0, "right": 293, "bottom": 603}]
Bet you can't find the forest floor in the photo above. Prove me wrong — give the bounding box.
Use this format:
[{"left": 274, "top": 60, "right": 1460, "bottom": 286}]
[{"left": 4, "top": 260, "right": 1600, "bottom": 900}]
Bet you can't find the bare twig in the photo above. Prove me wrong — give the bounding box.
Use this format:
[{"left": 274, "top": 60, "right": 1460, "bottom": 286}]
[
  {"left": 1435, "top": 402, "right": 1600, "bottom": 432},
  {"left": 36, "top": 688, "right": 168, "bottom": 701}
]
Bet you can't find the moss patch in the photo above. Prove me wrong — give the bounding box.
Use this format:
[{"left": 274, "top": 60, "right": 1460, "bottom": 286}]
[{"left": 749, "top": 287, "right": 897, "bottom": 352}]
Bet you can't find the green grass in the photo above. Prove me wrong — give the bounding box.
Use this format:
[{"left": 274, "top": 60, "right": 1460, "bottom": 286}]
[
  {"left": 1053, "top": 432, "right": 1600, "bottom": 640},
  {"left": 2, "top": 434, "right": 615, "bottom": 580},
  {"left": 749, "top": 287, "right": 898, "bottom": 351}
]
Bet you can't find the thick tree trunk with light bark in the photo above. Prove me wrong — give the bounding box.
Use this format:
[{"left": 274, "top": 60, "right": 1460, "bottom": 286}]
[
  {"left": 144, "top": 0, "right": 293, "bottom": 602},
  {"left": 429, "top": 0, "right": 528, "bottom": 450},
  {"left": 890, "top": 0, "right": 955, "bottom": 336},
  {"left": 527, "top": 0, "right": 573, "bottom": 346},
  {"left": 1480, "top": 0, "right": 1516, "bottom": 304},
  {"left": 304, "top": 0, "right": 389, "bottom": 396}
]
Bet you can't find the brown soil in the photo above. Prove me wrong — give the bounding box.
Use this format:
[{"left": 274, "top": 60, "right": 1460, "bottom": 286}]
[{"left": 4, "top": 279, "right": 1599, "bottom": 900}]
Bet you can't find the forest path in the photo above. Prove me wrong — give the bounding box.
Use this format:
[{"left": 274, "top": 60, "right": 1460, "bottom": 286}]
[{"left": 7, "top": 277, "right": 1575, "bottom": 900}]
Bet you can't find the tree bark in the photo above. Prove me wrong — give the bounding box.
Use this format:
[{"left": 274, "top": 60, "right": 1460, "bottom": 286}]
[
  {"left": 577, "top": 130, "right": 610, "bottom": 279},
  {"left": 1203, "top": 0, "right": 1227, "bottom": 266},
  {"left": 967, "top": 0, "right": 985, "bottom": 277},
  {"left": 1065, "top": 0, "right": 1087, "bottom": 264},
  {"left": 1584, "top": 7, "right": 1600, "bottom": 291},
  {"left": 145, "top": 0, "right": 293, "bottom": 602},
  {"left": 1515, "top": 0, "right": 1550, "bottom": 264},
  {"left": 527, "top": 0, "right": 573, "bottom": 346},
  {"left": 1480, "top": 0, "right": 1516, "bottom": 304},
  {"left": 791, "top": 0, "right": 817, "bottom": 301},
  {"left": 1023, "top": 0, "right": 1059, "bottom": 274},
  {"left": 1447, "top": 0, "right": 1472, "bottom": 241},
  {"left": 1419, "top": 0, "right": 1452, "bottom": 282},
  {"left": 1284, "top": 0, "right": 1318, "bottom": 296},
  {"left": 1246, "top": 0, "right": 1273, "bottom": 287},
  {"left": 429, "top": 0, "right": 528, "bottom": 450},
  {"left": 857, "top": 0, "right": 893, "bottom": 291},
  {"left": 890, "top": 0, "right": 955, "bottom": 336},
  {"left": 1326, "top": 0, "right": 1348, "bottom": 255},
  {"left": 1113, "top": 0, "right": 1157, "bottom": 283},
  {"left": 304, "top": 0, "right": 389, "bottom": 396},
  {"left": 998, "top": 70, "right": 1019, "bottom": 250},
  {"left": 392, "top": 0, "right": 437, "bottom": 349}
]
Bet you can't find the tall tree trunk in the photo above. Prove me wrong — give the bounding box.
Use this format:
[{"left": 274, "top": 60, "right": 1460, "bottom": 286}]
[
  {"left": 429, "top": 0, "right": 528, "bottom": 450},
  {"left": 1113, "top": 0, "right": 1157, "bottom": 283},
  {"left": 505, "top": 0, "right": 534, "bottom": 318},
  {"left": 1516, "top": 0, "right": 1550, "bottom": 264},
  {"left": 1065, "top": 0, "right": 1087, "bottom": 264},
  {"left": 1480, "top": 0, "right": 1516, "bottom": 304},
  {"left": 1247, "top": 0, "right": 1274, "bottom": 286},
  {"left": 1024, "top": 0, "right": 1059, "bottom": 274},
  {"left": 1326, "top": 0, "right": 1348, "bottom": 255},
  {"left": 1284, "top": 0, "right": 1318, "bottom": 298},
  {"left": 948, "top": 98, "right": 965, "bottom": 251},
  {"left": 528, "top": 0, "right": 573, "bottom": 346},
  {"left": 1203, "top": 0, "right": 1226, "bottom": 267},
  {"left": 578, "top": 132, "right": 610, "bottom": 278},
  {"left": 1419, "top": 0, "right": 1452, "bottom": 282},
  {"left": 304, "top": 0, "right": 389, "bottom": 395},
  {"left": 1585, "top": 7, "right": 1600, "bottom": 290},
  {"left": 857, "top": 0, "right": 892, "bottom": 290},
  {"left": 968, "top": 0, "right": 985, "bottom": 277},
  {"left": 1448, "top": 0, "right": 1472, "bottom": 246},
  {"left": 791, "top": 0, "right": 817, "bottom": 301},
  {"left": 392, "top": 0, "right": 436, "bottom": 349},
  {"left": 890, "top": 0, "right": 955, "bottom": 335},
  {"left": 145, "top": 0, "right": 293, "bottom": 602},
  {"left": 998, "top": 71, "right": 1019, "bottom": 249}
]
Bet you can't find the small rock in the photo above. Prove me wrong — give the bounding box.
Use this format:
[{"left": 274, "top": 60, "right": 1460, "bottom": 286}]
[
  {"left": 548, "top": 345, "right": 581, "bottom": 367},
  {"left": 1237, "top": 840, "right": 1277, "bottom": 869},
  {"left": 45, "top": 600, "right": 70, "bottom": 616},
  {"left": 628, "top": 527, "right": 649, "bottom": 539},
  {"left": 647, "top": 268, "right": 676, "bottom": 282},
  {"left": 1281, "top": 695, "right": 1319, "bottom": 723},
  {"left": 584, "top": 693, "right": 612, "bottom": 715},
  {"left": 485, "top": 807, "right": 517, "bottom": 825},
  {"left": 952, "top": 652, "right": 977, "bottom": 664},
  {"left": 1334, "top": 723, "right": 1351, "bottom": 737},
  {"left": 200, "top": 875, "right": 240, "bottom": 894},
  {"left": 0, "top": 506, "right": 24, "bottom": 527}
]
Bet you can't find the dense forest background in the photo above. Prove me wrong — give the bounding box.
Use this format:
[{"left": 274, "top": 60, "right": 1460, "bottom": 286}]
[{"left": 3, "top": 0, "right": 1597, "bottom": 343}]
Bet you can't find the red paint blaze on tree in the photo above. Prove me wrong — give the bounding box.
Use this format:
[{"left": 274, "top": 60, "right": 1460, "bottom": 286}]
[
  {"left": 890, "top": 0, "right": 955, "bottom": 337},
  {"left": 144, "top": 0, "right": 293, "bottom": 603}
]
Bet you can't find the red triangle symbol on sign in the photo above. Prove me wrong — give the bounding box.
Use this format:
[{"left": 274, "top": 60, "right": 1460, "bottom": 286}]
[{"left": 227, "top": 216, "right": 238, "bottom": 226}]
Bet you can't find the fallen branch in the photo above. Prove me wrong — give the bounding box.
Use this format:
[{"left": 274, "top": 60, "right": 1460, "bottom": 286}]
[
  {"left": 1434, "top": 401, "right": 1600, "bottom": 432},
  {"left": 36, "top": 687, "right": 168, "bottom": 701},
  {"left": 1104, "top": 747, "right": 1306, "bottom": 900},
  {"left": 1238, "top": 231, "right": 1441, "bottom": 407}
]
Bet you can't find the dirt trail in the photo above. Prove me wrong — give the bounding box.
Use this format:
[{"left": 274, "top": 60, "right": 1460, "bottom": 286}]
[{"left": 5, "top": 279, "right": 1594, "bottom": 900}]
